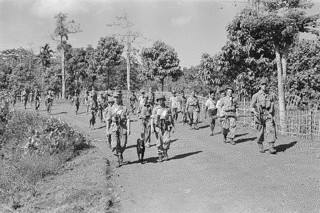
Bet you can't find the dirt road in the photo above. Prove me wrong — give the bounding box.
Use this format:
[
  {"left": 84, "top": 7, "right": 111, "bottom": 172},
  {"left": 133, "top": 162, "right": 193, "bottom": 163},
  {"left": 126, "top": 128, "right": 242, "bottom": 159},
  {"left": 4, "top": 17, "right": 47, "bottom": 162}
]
[{"left": 22, "top": 101, "right": 320, "bottom": 213}]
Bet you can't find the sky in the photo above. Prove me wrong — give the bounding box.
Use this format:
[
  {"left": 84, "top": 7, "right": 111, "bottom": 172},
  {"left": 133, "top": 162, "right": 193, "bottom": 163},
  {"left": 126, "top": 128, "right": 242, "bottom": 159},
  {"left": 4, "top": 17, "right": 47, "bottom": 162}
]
[{"left": 1, "top": 0, "right": 320, "bottom": 68}]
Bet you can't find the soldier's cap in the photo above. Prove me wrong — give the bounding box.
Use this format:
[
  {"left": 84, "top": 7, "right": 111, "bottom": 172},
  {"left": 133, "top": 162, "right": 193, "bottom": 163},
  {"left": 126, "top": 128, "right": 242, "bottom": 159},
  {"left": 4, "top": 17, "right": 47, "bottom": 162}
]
[
  {"left": 156, "top": 94, "right": 166, "bottom": 101},
  {"left": 260, "top": 78, "right": 268, "bottom": 85},
  {"left": 224, "top": 86, "right": 234, "bottom": 92},
  {"left": 113, "top": 91, "right": 121, "bottom": 97},
  {"left": 108, "top": 97, "right": 115, "bottom": 103}
]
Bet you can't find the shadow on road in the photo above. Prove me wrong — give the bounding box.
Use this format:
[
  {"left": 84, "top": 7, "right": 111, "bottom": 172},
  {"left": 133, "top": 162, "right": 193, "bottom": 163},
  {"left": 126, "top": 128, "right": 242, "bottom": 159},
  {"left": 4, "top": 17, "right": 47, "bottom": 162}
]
[
  {"left": 275, "top": 141, "right": 297, "bottom": 152},
  {"left": 198, "top": 125, "right": 209, "bottom": 130},
  {"left": 50, "top": 111, "right": 67, "bottom": 115},
  {"left": 235, "top": 133, "right": 249, "bottom": 138},
  {"left": 77, "top": 112, "right": 86, "bottom": 115},
  {"left": 95, "top": 125, "right": 106, "bottom": 130},
  {"left": 170, "top": 139, "right": 178, "bottom": 144},
  {"left": 235, "top": 137, "right": 257, "bottom": 144},
  {"left": 170, "top": 150, "right": 203, "bottom": 161}
]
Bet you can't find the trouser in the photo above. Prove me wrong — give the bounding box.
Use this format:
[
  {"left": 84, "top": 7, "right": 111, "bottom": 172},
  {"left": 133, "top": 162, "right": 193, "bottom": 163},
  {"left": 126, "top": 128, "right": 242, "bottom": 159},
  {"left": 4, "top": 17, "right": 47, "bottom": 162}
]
[
  {"left": 255, "top": 115, "right": 276, "bottom": 144},
  {"left": 35, "top": 100, "right": 40, "bottom": 110},
  {"left": 154, "top": 127, "right": 171, "bottom": 154},
  {"left": 75, "top": 102, "right": 80, "bottom": 113},
  {"left": 90, "top": 111, "right": 96, "bottom": 126},
  {"left": 111, "top": 127, "right": 127, "bottom": 154},
  {"left": 222, "top": 116, "right": 236, "bottom": 139},
  {"left": 188, "top": 108, "right": 199, "bottom": 126}
]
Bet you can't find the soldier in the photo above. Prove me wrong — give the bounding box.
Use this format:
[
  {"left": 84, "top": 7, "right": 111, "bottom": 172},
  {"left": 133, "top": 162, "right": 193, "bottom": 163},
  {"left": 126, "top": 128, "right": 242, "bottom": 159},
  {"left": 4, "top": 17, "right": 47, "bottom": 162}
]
[
  {"left": 84, "top": 90, "right": 90, "bottom": 115},
  {"left": 218, "top": 86, "right": 237, "bottom": 145},
  {"left": 139, "top": 96, "right": 152, "bottom": 149},
  {"left": 147, "top": 87, "right": 155, "bottom": 108},
  {"left": 186, "top": 89, "right": 200, "bottom": 130},
  {"left": 103, "top": 97, "right": 115, "bottom": 148},
  {"left": 21, "top": 88, "right": 28, "bottom": 109},
  {"left": 45, "top": 90, "right": 54, "bottom": 114},
  {"left": 129, "top": 91, "right": 138, "bottom": 114},
  {"left": 34, "top": 89, "right": 41, "bottom": 111},
  {"left": 179, "top": 90, "right": 188, "bottom": 124},
  {"left": 250, "top": 78, "right": 277, "bottom": 154},
  {"left": 138, "top": 90, "right": 146, "bottom": 113},
  {"left": 151, "top": 94, "right": 175, "bottom": 162},
  {"left": 89, "top": 97, "right": 98, "bottom": 129},
  {"left": 205, "top": 91, "right": 217, "bottom": 136},
  {"left": 170, "top": 91, "right": 180, "bottom": 121},
  {"left": 97, "top": 92, "right": 105, "bottom": 123},
  {"left": 73, "top": 92, "right": 80, "bottom": 115},
  {"left": 107, "top": 91, "right": 130, "bottom": 167}
]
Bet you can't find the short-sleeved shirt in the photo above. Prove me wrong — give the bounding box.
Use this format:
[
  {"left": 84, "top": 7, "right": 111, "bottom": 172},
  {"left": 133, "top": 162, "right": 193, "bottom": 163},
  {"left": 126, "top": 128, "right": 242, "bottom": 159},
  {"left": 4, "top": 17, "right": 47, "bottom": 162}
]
[
  {"left": 180, "top": 96, "right": 187, "bottom": 108},
  {"left": 170, "top": 96, "right": 180, "bottom": 108},
  {"left": 219, "top": 96, "right": 236, "bottom": 116},
  {"left": 250, "top": 90, "right": 275, "bottom": 114},
  {"left": 108, "top": 104, "right": 128, "bottom": 133},
  {"left": 152, "top": 104, "right": 172, "bottom": 126},
  {"left": 138, "top": 95, "right": 146, "bottom": 106},
  {"left": 205, "top": 98, "right": 216, "bottom": 110},
  {"left": 186, "top": 96, "right": 200, "bottom": 110},
  {"left": 140, "top": 105, "right": 152, "bottom": 119}
]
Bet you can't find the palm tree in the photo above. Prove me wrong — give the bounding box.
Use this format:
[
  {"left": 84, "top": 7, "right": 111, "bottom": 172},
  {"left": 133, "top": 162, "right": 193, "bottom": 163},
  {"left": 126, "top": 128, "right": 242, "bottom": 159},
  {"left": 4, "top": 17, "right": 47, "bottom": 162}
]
[{"left": 38, "top": 44, "right": 53, "bottom": 89}]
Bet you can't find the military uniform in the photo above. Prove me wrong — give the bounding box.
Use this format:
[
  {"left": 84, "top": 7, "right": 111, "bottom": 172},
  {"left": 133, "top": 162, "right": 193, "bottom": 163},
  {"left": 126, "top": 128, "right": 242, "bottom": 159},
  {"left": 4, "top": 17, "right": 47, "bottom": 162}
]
[
  {"left": 219, "top": 91, "right": 237, "bottom": 144},
  {"left": 104, "top": 98, "right": 114, "bottom": 148},
  {"left": 179, "top": 93, "right": 187, "bottom": 124},
  {"left": 151, "top": 94, "right": 174, "bottom": 162},
  {"left": 250, "top": 79, "right": 276, "bottom": 154},
  {"left": 107, "top": 91, "right": 130, "bottom": 167},
  {"left": 89, "top": 99, "right": 98, "bottom": 129},
  {"left": 139, "top": 99, "right": 152, "bottom": 148},
  {"left": 186, "top": 95, "right": 200, "bottom": 129},
  {"left": 21, "top": 89, "right": 28, "bottom": 109},
  {"left": 35, "top": 91, "right": 41, "bottom": 110},
  {"left": 129, "top": 93, "right": 138, "bottom": 114},
  {"left": 73, "top": 94, "right": 80, "bottom": 114}
]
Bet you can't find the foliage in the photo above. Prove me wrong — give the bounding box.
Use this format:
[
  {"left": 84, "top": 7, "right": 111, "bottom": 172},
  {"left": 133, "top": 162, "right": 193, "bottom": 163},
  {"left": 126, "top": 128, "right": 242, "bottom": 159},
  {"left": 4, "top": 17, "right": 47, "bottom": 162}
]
[
  {"left": 286, "top": 39, "right": 320, "bottom": 100},
  {"left": 141, "top": 41, "right": 181, "bottom": 91},
  {"left": 0, "top": 109, "right": 91, "bottom": 208}
]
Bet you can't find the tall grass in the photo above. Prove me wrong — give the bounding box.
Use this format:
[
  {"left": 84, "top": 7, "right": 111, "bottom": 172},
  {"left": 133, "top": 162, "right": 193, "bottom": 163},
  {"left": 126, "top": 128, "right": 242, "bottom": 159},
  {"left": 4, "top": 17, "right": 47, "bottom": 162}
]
[{"left": 0, "top": 98, "right": 92, "bottom": 210}]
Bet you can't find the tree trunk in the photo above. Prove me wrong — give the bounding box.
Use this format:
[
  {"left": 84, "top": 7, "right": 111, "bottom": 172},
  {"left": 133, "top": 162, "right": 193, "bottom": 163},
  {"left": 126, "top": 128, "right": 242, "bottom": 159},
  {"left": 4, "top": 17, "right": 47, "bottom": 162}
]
[
  {"left": 275, "top": 44, "right": 286, "bottom": 133},
  {"left": 61, "top": 49, "right": 66, "bottom": 99},
  {"left": 126, "top": 35, "right": 131, "bottom": 91},
  {"left": 161, "top": 79, "right": 164, "bottom": 92},
  {"left": 281, "top": 47, "right": 288, "bottom": 89}
]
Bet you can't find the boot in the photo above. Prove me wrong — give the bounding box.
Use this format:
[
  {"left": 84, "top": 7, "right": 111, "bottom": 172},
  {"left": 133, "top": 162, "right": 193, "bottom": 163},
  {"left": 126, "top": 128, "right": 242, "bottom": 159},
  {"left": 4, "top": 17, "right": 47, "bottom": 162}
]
[
  {"left": 230, "top": 138, "right": 236, "bottom": 145},
  {"left": 163, "top": 151, "right": 169, "bottom": 161},
  {"left": 114, "top": 153, "right": 122, "bottom": 167},
  {"left": 258, "top": 143, "right": 264, "bottom": 153},
  {"left": 157, "top": 153, "right": 163, "bottom": 163},
  {"left": 269, "top": 143, "right": 276, "bottom": 154}
]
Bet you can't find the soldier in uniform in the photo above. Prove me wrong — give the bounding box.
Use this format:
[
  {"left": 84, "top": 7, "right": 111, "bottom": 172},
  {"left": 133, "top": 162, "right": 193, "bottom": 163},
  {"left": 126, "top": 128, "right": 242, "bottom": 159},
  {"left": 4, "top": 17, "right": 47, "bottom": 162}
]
[
  {"left": 139, "top": 96, "right": 152, "bottom": 148},
  {"left": 205, "top": 91, "right": 217, "bottom": 136},
  {"left": 250, "top": 78, "right": 277, "bottom": 154},
  {"left": 104, "top": 97, "right": 115, "bottom": 148},
  {"left": 89, "top": 97, "right": 98, "bottom": 129},
  {"left": 107, "top": 91, "right": 130, "bottom": 167},
  {"left": 170, "top": 91, "right": 180, "bottom": 121},
  {"left": 186, "top": 89, "right": 200, "bottom": 130},
  {"left": 147, "top": 87, "right": 155, "bottom": 108},
  {"left": 34, "top": 89, "right": 41, "bottom": 111},
  {"left": 218, "top": 86, "right": 237, "bottom": 145},
  {"left": 73, "top": 91, "right": 80, "bottom": 115},
  {"left": 179, "top": 90, "right": 188, "bottom": 124},
  {"left": 138, "top": 90, "right": 146, "bottom": 113},
  {"left": 129, "top": 91, "right": 138, "bottom": 114},
  {"left": 84, "top": 90, "right": 90, "bottom": 115},
  {"left": 97, "top": 92, "right": 105, "bottom": 123},
  {"left": 21, "top": 88, "right": 28, "bottom": 109},
  {"left": 151, "top": 94, "right": 175, "bottom": 162}
]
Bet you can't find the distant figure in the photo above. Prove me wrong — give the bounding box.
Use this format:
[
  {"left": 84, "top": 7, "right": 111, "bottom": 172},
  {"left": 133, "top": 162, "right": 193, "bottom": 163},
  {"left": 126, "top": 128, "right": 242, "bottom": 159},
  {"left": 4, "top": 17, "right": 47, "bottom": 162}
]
[
  {"left": 129, "top": 91, "right": 138, "bottom": 114},
  {"left": 21, "top": 88, "right": 28, "bottom": 109},
  {"left": 186, "top": 89, "right": 200, "bottom": 130},
  {"left": 205, "top": 91, "right": 217, "bottom": 136}
]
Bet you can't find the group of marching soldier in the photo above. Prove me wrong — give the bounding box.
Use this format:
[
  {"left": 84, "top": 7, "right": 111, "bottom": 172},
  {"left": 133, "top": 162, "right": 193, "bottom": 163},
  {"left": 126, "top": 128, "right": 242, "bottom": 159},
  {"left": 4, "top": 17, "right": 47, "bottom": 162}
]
[{"left": 18, "top": 77, "right": 277, "bottom": 167}]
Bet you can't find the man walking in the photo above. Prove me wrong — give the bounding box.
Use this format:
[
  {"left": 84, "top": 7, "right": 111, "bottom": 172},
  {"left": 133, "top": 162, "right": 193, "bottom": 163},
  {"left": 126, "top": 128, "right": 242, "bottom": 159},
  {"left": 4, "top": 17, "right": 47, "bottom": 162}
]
[
  {"left": 218, "top": 86, "right": 237, "bottom": 145},
  {"left": 205, "top": 91, "right": 217, "bottom": 136},
  {"left": 186, "top": 89, "right": 200, "bottom": 130},
  {"left": 151, "top": 94, "right": 175, "bottom": 162},
  {"left": 129, "top": 91, "right": 138, "bottom": 114},
  {"left": 250, "top": 78, "right": 277, "bottom": 154},
  {"left": 170, "top": 91, "right": 180, "bottom": 121},
  {"left": 107, "top": 91, "right": 130, "bottom": 167}
]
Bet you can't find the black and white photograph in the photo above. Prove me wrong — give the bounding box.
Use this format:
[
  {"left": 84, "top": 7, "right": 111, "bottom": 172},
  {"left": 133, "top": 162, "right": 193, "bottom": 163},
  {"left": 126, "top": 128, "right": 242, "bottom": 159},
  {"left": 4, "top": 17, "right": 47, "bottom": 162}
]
[{"left": 1, "top": 0, "right": 320, "bottom": 212}]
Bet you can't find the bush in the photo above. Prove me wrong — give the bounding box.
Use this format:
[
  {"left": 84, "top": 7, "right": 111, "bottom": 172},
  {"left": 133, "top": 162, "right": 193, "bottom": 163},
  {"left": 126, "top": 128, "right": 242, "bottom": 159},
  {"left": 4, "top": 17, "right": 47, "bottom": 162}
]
[{"left": 0, "top": 102, "right": 92, "bottom": 209}]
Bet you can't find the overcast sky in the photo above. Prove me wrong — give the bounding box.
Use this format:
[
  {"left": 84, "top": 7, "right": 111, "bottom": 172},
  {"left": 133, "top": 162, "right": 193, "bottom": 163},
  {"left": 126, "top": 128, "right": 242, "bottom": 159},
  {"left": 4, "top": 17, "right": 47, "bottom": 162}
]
[{"left": 1, "top": 0, "right": 319, "bottom": 67}]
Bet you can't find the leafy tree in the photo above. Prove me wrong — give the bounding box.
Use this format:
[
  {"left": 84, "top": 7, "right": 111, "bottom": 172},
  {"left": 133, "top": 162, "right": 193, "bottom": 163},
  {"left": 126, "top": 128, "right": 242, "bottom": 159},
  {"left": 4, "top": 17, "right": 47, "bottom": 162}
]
[
  {"left": 141, "top": 41, "right": 181, "bottom": 91},
  {"left": 38, "top": 44, "right": 53, "bottom": 88},
  {"left": 52, "top": 12, "right": 81, "bottom": 99},
  {"left": 226, "top": 0, "right": 319, "bottom": 130},
  {"left": 94, "top": 36, "right": 124, "bottom": 89},
  {"left": 198, "top": 53, "right": 224, "bottom": 93}
]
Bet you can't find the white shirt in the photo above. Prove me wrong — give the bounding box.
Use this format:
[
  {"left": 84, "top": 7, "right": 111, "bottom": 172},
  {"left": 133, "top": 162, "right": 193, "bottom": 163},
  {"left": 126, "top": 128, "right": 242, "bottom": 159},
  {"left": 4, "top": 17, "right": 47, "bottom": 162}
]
[
  {"left": 170, "top": 96, "right": 180, "bottom": 108},
  {"left": 205, "top": 98, "right": 216, "bottom": 110}
]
